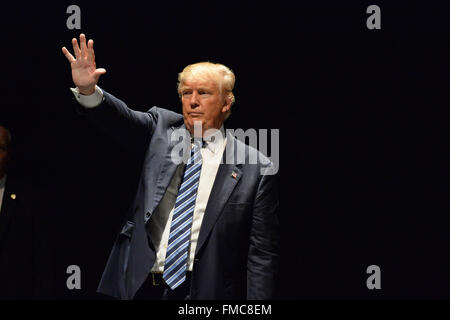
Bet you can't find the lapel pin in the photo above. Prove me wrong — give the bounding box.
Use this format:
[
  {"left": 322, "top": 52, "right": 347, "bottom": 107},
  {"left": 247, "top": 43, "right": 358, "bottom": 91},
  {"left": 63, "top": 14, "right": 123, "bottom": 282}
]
[
  {"left": 10, "top": 194, "right": 16, "bottom": 200},
  {"left": 231, "top": 172, "right": 238, "bottom": 179}
]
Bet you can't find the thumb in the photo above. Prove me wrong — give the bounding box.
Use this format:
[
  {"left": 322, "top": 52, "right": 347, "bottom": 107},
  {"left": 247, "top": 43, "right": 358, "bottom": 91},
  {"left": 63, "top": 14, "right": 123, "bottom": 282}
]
[
  {"left": 95, "top": 68, "right": 107, "bottom": 75},
  {"left": 93, "top": 68, "right": 106, "bottom": 81}
]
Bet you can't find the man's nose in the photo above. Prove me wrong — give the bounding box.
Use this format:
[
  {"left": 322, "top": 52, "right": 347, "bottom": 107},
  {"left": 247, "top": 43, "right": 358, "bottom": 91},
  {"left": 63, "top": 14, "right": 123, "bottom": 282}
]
[{"left": 190, "top": 92, "right": 200, "bottom": 107}]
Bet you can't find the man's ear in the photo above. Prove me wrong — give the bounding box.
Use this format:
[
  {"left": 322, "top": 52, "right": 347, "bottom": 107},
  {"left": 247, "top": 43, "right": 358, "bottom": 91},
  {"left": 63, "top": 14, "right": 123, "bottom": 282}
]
[{"left": 221, "top": 97, "right": 232, "bottom": 113}]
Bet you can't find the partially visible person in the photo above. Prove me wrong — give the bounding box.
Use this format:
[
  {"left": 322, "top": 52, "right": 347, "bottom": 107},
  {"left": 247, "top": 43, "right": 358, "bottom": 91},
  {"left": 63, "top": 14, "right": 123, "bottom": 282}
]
[{"left": 0, "top": 125, "right": 53, "bottom": 299}]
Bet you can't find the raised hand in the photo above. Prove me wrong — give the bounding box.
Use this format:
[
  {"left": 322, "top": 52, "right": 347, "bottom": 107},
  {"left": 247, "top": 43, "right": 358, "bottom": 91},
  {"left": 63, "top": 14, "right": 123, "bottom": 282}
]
[{"left": 62, "top": 34, "right": 106, "bottom": 95}]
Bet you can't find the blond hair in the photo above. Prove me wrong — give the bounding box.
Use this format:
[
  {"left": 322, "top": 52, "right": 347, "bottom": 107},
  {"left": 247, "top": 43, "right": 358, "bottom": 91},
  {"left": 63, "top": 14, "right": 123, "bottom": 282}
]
[{"left": 177, "top": 62, "right": 236, "bottom": 119}]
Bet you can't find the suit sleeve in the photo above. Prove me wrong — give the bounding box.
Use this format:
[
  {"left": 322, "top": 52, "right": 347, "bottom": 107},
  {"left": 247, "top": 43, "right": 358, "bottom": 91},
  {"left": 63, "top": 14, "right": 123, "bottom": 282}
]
[
  {"left": 73, "top": 89, "right": 157, "bottom": 155},
  {"left": 247, "top": 171, "right": 280, "bottom": 299}
]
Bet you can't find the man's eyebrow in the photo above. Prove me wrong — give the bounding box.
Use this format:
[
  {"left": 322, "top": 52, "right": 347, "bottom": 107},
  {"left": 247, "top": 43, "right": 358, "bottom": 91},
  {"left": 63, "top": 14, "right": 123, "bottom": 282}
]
[{"left": 181, "top": 86, "right": 212, "bottom": 92}]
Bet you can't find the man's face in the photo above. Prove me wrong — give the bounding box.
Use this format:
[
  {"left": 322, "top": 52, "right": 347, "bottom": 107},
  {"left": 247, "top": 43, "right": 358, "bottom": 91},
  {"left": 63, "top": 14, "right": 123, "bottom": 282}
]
[
  {"left": 181, "top": 79, "right": 231, "bottom": 136},
  {"left": 0, "top": 127, "right": 10, "bottom": 177}
]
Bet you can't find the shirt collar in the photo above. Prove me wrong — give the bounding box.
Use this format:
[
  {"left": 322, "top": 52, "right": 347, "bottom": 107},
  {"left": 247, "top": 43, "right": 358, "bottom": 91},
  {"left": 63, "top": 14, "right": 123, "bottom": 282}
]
[
  {"left": 203, "top": 126, "right": 226, "bottom": 154},
  {"left": 0, "top": 174, "right": 6, "bottom": 189}
]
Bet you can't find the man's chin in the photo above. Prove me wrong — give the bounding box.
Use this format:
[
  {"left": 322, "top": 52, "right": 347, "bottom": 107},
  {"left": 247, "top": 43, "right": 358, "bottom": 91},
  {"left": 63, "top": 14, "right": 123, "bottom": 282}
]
[
  {"left": 184, "top": 120, "right": 203, "bottom": 135},
  {"left": 189, "top": 119, "right": 205, "bottom": 127}
]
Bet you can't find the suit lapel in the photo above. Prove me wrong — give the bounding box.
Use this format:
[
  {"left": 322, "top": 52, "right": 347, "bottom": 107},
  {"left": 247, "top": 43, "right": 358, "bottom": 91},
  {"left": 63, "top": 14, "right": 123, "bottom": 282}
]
[
  {"left": 195, "top": 133, "right": 243, "bottom": 256},
  {"left": 151, "top": 124, "right": 189, "bottom": 215},
  {"left": 0, "top": 180, "right": 18, "bottom": 245}
]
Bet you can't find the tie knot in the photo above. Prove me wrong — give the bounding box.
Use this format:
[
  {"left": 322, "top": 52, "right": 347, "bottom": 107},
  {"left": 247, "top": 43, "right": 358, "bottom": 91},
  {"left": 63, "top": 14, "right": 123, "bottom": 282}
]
[
  {"left": 187, "top": 139, "right": 204, "bottom": 164},
  {"left": 191, "top": 137, "right": 207, "bottom": 149}
]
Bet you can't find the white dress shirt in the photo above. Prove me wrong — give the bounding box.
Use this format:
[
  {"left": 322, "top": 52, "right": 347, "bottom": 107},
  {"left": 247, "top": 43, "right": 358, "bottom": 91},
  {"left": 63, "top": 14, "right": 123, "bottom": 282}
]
[
  {"left": 149, "top": 130, "right": 226, "bottom": 272},
  {"left": 70, "top": 86, "right": 104, "bottom": 108},
  {"left": 71, "top": 87, "right": 226, "bottom": 272},
  {"left": 0, "top": 174, "right": 6, "bottom": 213}
]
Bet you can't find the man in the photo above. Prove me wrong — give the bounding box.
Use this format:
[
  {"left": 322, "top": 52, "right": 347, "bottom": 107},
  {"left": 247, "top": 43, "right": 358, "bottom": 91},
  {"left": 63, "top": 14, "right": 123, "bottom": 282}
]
[
  {"left": 62, "top": 34, "right": 280, "bottom": 300},
  {"left": 0, "top": 125, "right": 53, "bottom": 299}
]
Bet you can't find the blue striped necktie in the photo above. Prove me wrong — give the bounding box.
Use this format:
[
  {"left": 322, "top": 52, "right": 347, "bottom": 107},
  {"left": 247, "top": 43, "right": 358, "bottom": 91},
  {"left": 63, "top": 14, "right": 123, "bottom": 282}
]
[{"left": 163, "top": 140, "right": 203, "bottom": 289}]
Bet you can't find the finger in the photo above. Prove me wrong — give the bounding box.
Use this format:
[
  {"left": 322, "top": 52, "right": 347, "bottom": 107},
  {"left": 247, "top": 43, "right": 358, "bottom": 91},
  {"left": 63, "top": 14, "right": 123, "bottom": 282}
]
[
  {"left": 87, "top": 39, "right": 95, "bottom": 63},
  {"left": 80, "top": 33, "right": 88, "bottom": 58},
  {"left": 62, "top": 47, "right": 75, "bottom": 63},
  {"left": 72, "top": 38, "right": 81, "bottom": 59}
]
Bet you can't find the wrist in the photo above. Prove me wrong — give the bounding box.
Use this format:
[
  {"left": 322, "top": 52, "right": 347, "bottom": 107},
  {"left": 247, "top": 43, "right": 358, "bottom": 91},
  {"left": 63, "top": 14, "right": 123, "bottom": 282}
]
[{"left": 77, "top": 86, "right": 96, "bottom": 96}]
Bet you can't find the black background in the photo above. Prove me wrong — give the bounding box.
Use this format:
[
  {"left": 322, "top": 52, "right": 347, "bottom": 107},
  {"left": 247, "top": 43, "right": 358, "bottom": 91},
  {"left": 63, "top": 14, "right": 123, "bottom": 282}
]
[{"left": 1, "top": 1, "right": 450, "bottom": 300}]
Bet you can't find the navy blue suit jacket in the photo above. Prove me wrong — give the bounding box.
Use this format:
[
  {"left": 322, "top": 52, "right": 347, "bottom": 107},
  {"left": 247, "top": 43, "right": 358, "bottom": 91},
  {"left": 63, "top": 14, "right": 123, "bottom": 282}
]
[{"left": 78, "top": 91, "right": 280, "bottom": 300}]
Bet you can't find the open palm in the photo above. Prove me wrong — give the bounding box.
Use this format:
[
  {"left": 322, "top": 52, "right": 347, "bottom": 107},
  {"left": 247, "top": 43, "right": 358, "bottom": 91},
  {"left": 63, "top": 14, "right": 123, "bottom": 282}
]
[{"left": 62, "top": 34, "right": 106, "bottom": 95}]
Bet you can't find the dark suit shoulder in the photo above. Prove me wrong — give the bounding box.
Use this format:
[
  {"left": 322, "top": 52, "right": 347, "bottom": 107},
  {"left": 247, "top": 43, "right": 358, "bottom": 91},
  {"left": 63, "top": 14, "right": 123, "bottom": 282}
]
[
  {"left": 146, "top": 106, "right": 184, "bottom": 128},
  {"left": 232, "top": 136, "right": 275, "bottom": 171}
]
